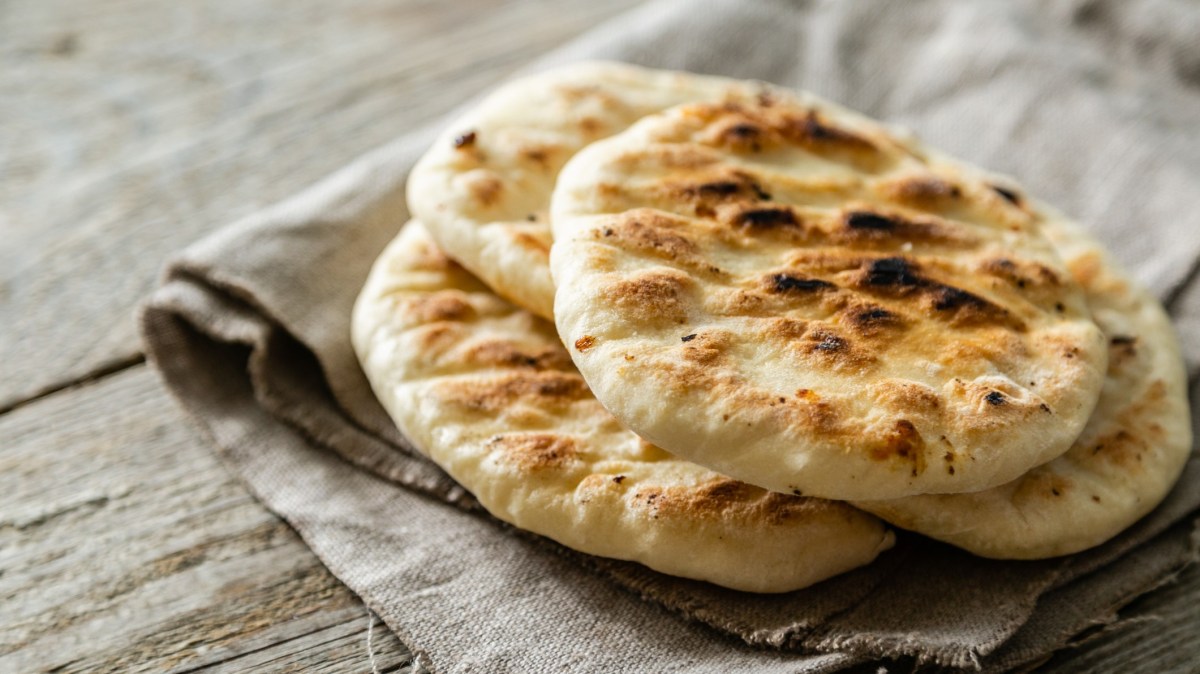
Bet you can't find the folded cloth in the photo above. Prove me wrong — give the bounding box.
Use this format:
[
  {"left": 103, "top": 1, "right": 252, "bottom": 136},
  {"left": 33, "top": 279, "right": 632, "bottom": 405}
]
[{"left": 140, "top": 0, "right": 1200, "bottom": 671}]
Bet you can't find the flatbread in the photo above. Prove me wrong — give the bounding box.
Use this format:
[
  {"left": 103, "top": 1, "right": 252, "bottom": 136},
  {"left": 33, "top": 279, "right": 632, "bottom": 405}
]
[
  {"left": 352, "top": 221, "right": 894, "bottom": 593},
  {"left": 550, "top": 93, "right": 1109, "bottom": 500},
  {"left": 854, "top": 211, "right": 1192, "bottom": 558},
  {"left": 407, "top": 62, "right": 753, "bottom": 319}
]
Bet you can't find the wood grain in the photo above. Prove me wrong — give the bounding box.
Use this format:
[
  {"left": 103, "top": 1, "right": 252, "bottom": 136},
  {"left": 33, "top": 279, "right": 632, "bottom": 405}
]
[
  {"left": 0, "top": 0, "right": 639, "bottom": 410},
  {"left": 1039, "top": 561, "right": 1200, "bottom": 674},
  {"left": 0, "top": 366, "right": 411, "bottom": 673}
]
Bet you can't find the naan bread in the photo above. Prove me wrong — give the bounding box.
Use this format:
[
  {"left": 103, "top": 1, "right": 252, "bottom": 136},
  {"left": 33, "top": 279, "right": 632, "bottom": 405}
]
[
  {"left": 855, "top": 211, "right": 1192, "bottom": 558},
  {"left": 550, "top": 93, "right": 1108, "bottom": 501},
  {"left": 407, "top": 62, "right": 752, "bottom": 319},
  {"left": 352, "top": 221, "right": 894, "bottom": 593}
]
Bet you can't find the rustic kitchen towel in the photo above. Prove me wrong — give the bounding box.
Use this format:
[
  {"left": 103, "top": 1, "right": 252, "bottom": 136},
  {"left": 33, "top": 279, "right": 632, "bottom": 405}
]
[{"left": 140, "top": 0, "right": 1200, "bottom": 671}]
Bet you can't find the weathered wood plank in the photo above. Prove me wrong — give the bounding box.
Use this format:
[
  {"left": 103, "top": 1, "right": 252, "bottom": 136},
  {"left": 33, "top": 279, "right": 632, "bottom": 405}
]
[
  {"left": 1038, "top": 560, "right": 1200, "bottom": 674},
  {"left": 195, "top": 617, "right": 410, "bottom": 674},
  {"left": 0, "top": 0, "right": 639, "bottom": 410},
  {"left": 0, "top": 366, "right": 408, "bottom": 673}
]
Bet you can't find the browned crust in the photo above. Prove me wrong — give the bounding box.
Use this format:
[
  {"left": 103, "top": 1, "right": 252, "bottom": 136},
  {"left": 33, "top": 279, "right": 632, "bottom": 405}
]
[
  {"left": 846, "top": 256, "right": 1023, "bottom": 330},
  {"left": 1088, "top": 379, "right": 1168, "bottom": 471},
  {"left": 600, "top": 269, "right": 693, "bottom": 326},
  {"left": 511, "top": 231, "right": 551, "bottom": 257},
  {"left": 403, "top": 293, "right": 477, "bottom": 324},
  {"left": 869, "top": 420, "right": 927, "bottom": 478},
  {"left": 596, "top": 211, "right": 703, "bottom": 267},
  {"left": 406, "top": 240, "right": 460, "bottom": 272},
  {"left": 517, "top": 143, "right": 564, "bottom": 170},
  {"left": 467, "top": 172, "right": 503, "bottom": 208},
  {"left": 487, "top": 433, "right": 580, "bottom": 472},
  {"left": 832, "top": 207, "right": 976, "bottom": 248},
  {"left": 689, "top": 101, "right": 894, "bottom": 173},
  {"left": 979, "top": 256, "right": 1066, "bottom": 307},
  {"left": 434, "top": 371, "right": 589, "bottom": 413},
  {"left": 880, "top": 174, "right": 963, "bottom": 206},
  {"left": 631, "top": 478, "right": 844, "bottom": 525},
  {"left": 1013, "top": 471, "right": 1075, "bottom": 503},
  {"left": 463, "top": 340, "right": 573, "bottom": 371}
]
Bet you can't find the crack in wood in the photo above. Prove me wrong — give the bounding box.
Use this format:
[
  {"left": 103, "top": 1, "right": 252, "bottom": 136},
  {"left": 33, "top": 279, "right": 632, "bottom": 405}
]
[
  {"left": 0, "top": 494, "right": 112, "bottom": 531},
  {"left": 172, "top": 616, "right": 413, "bottom": 674},
  {"left": 0, "top": 353, "right": 146, "bottom": 416}
]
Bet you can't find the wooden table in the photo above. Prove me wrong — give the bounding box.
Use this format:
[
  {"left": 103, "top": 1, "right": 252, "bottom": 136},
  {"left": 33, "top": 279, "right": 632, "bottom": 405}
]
[{"left": 2, "top": 1, "right": 1196, "bottom": 672}]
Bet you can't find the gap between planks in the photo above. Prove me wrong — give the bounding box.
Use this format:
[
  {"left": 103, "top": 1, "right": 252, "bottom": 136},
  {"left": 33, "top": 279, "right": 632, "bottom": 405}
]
[{"left": 0, "top": 352, "right": 146, "bottom": 416}]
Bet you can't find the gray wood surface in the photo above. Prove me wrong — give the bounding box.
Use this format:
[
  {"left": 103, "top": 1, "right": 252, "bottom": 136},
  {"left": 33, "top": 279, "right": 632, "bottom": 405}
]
[
  {"left": 0, "top": 0, "right": 637, "bottom": 411},
  {"left": 1039, "top": 561, "right": 1200, "bottom": 674},
  {"left": 1, "top": 1, "right": 1196, "bottom": 672},
  {"left": 0, "top": 368, "right": 411, "bottom": 673}
]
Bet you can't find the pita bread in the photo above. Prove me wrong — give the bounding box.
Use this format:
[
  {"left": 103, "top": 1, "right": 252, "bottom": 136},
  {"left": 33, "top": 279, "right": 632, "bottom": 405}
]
[
  {"left": 855, "top": 211, "right": 1192, "bottom": 558},
  {"left": 352, "top": 221, "right": 894, "bottom": 593},
  {"left": 550, "top": 93, "right": 1109, "bottom": 500},
  {"left": 407, "top": 62, "right": 753, "bottom": 319}
]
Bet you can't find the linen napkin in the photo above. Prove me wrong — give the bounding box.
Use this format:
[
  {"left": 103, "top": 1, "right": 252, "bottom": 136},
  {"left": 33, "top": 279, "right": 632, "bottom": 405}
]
[{"left": 141, "top": 0, "right": 1200, "bottom": 671}]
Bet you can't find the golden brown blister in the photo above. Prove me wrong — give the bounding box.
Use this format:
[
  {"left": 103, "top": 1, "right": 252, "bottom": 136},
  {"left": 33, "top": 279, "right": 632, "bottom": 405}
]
[
  {"left": 352, "top": 222, "right": 894, "bottom": 593},
  {"left": 407, "top": 62, "right": 757, "bottom": 319},
  {"left": 854, "top": 213, "right": 1192, "bottom": 558},
  {"left": 551, "top": 93, "right": 1109, "bottom": 501}
]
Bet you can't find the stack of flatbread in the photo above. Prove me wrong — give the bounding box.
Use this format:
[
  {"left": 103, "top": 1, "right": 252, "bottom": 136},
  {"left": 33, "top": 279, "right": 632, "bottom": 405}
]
[{"left": 352, "top": 63, "right": 1191, "bottom": 594}]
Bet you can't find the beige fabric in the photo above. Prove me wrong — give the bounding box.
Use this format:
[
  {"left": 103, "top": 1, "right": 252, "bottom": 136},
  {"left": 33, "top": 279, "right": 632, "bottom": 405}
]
[
  {"left": 857, "top": 212, "right": 1192, "bottom": 558},
  {"left": 408, "top": 62, "right": 752, "bottom": 318},
  {"left": 550, "top": 93, "right": 1108, "bottom": 501},
  {"left": 353, "top": 221, "right": 892, "bottom": 592},
  {"left": 138, "top": 0, "right": 1200, "bottom": 672}
]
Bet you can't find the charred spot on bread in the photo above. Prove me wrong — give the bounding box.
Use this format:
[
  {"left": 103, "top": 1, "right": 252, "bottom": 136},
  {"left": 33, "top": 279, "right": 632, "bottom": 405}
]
[
  {"left": 931, "top": 285, "right": 990, "bottom": 312},
  {"left": 681, "top": 173, "right": 772, "bottom": 202},
  {"left": 771, "top": 273, "right": 836, "bottom": 294},
  {"left": 991, "top": 184, "right": 1022, "bottom": 205},
  {"left": 693, "top": 180, "right": 742, "bottom": 196},
  {"left": 839, "top": 209, "right": 969, "bottom": 247},
  {"left": 791, "top": 110, "right": 876, "bottom": 151},
  {"left": 853, "top": 257, "right": 1016, "bottom": 328},
  {"left": 980, "top": 257, "right": 1064, "bottom": 292},
  {"left": 842, "top": 304, "right": 903, "bottom": 338},
  {"left": 809, "top": 330, "right": 847, "bottom": 353},
  {"left": 732, "top": 207, "right": 799, "bottom": 229},
  {"left": 846, "top": 211, "right": 900, "bottom": 231},
  {"left": 862, "top": 257, "right": 922, "bottom": 287},
  {"left": 849, "top": 306, "right": 897, "bottom": 324},
  {"left": 453, "top": 130, "right": 477, "bottom": 148}
]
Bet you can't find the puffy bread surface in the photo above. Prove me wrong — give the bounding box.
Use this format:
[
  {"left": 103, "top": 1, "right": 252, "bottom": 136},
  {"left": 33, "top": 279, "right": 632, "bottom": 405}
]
[
  {"left": 407, "top": 61, "right": 754, "bottom": 319},
  {"left": 352, "top": 221, "right": 894, "bottom": 593},
  {"left": 551, "top": 93, "right": 1108, "bottom": 500},
  {"left": 855, "top": 211, "right": 1192, "bottom": 558}
]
